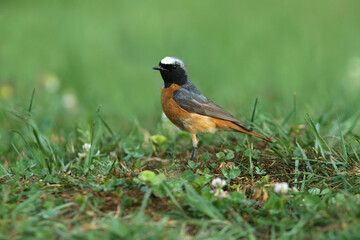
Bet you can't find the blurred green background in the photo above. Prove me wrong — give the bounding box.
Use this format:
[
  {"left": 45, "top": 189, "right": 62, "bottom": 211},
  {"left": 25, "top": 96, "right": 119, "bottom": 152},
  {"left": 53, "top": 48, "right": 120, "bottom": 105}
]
[{"left": 1, "top": 0, "right": 360, "bottom": 131}]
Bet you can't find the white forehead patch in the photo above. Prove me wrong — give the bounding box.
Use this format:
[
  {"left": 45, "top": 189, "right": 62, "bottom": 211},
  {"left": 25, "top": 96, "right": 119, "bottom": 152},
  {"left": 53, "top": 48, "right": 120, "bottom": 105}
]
[
  {"left": 160, "top": 56, "right": 186, "bottom": 70},
  {"left": 160, "top": 56, "right": 177, "bottom": 65}
]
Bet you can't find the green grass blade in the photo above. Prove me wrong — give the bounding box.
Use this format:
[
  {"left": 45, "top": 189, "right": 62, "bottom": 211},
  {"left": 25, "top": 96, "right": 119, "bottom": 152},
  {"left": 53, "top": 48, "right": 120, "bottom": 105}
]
[
  {"left": 250, "top": 97, "right": 258, "bottom": 131},
  {"left": 296, "top": 142, "right": 314, "bottom": 173},
  {"left": 28, "top": 88, "right": 36, "bottom": 113},
  {"left": 337, "top": 115, "right": 348, "bottom": 162},
  {"left": 11, "top": 130, "right": 40, "bottom": 165},
  {"left": 135, "top": 189, "right": 152, "bottom": 220},
  {"left": 184, "top": 183, "right": 223, "bottom": 220}
]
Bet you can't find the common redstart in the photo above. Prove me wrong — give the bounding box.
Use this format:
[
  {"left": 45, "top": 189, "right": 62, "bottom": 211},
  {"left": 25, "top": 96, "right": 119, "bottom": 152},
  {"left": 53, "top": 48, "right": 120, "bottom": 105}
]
[{"left": 153, "top": 56, "right": 271, "bottom": 160}]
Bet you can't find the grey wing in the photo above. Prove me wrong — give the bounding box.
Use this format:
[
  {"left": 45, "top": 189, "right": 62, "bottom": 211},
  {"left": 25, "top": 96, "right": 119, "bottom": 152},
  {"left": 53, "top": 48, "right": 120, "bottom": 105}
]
[{"left": 173, "top": 85, "right": 249, "bottom": 127}]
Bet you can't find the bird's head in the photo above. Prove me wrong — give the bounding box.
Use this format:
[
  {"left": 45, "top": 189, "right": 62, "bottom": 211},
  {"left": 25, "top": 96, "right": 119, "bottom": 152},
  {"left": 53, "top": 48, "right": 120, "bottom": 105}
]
[{"left": 153, "top": 56, "right": 188, "bottom": 87}]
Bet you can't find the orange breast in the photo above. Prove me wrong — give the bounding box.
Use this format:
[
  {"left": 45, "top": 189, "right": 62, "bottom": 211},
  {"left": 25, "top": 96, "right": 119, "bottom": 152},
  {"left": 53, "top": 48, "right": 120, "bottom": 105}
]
[{"left": 161, "top": 84, "right": 218, "bottom": 134}]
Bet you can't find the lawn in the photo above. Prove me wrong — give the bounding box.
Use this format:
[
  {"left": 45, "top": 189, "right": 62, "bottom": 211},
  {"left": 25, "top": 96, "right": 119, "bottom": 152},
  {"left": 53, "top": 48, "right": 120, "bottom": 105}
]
[{"left": 1, "top": 1, "right": 360, "bottom": 239}]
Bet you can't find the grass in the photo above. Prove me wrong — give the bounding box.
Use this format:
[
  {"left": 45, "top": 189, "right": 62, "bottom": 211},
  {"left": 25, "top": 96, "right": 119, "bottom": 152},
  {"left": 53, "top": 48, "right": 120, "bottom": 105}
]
[
  {"left": 1, "top": 0, "right": 360, "bottom": 239},
  {"left": 0, "top": 90, "right": 359, "bottom": 239}
]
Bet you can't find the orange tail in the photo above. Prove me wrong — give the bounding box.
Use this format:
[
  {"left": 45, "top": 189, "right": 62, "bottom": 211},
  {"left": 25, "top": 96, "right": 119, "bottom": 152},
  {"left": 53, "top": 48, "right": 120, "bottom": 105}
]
[
  {"left": 212, "top": 118, "right": 272, "bottom": 142},
  {"left": 233, "top": 123, "right": 272, "bottom": 143}
]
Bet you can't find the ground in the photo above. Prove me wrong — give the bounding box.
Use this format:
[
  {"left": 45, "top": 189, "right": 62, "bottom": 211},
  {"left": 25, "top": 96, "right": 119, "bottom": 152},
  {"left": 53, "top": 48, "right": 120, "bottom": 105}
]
[{"left": 1, "top": 99, "right": 359, "bottom": 240}]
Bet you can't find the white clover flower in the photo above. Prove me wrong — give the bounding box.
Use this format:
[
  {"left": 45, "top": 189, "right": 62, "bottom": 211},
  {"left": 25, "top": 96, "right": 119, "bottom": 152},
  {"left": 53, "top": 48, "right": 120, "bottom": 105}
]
[
  {"left": 211, "top": 178, "right": 228, "bottom": 199},
  {"left": 274, "top": 182, "right": 289, "bottom": 196},
  {"left": 82, "top": 143, "right": 92, "bottom": 152},
  {"left": 211, "top": 189, "right": 228, "bottom": 199},
  {"left": 76, "top": 143, "right": 102, "bottom": 160},
  {"left": 212, "top": 178, "right": 226, "bottom": 189},
  {"left": 77, "top": 143, "right": 100, "bottom": 159}
]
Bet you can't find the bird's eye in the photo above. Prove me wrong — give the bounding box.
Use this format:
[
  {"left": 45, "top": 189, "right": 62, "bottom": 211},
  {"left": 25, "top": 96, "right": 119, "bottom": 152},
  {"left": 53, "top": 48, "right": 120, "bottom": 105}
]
[{"left": 172, "top": 65, "right": 178, "bottom": 70}]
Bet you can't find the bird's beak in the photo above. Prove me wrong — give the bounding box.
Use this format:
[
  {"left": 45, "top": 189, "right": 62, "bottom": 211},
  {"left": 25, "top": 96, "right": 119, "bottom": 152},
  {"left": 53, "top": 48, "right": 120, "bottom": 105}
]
[{"left": 152, "top": 65, "right": 168, "bottom": 71}]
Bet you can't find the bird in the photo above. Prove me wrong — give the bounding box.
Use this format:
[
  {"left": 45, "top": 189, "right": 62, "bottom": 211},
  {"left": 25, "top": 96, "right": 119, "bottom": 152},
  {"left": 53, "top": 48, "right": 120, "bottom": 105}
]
[{"left": 153, "top": 56, "right": 271, "bottom": 160}]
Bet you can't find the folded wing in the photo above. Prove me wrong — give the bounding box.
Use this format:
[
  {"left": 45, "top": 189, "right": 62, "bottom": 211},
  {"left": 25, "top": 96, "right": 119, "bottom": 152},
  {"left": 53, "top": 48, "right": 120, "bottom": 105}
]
[{"left": 172, "top": 84, "right": 249, "bottom": 128}]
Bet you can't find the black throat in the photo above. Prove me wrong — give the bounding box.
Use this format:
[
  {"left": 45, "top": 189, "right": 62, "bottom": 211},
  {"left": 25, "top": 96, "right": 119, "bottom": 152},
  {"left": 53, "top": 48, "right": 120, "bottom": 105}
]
[{"left": 161, "top": 71, "right": 188, "bottom": 88}]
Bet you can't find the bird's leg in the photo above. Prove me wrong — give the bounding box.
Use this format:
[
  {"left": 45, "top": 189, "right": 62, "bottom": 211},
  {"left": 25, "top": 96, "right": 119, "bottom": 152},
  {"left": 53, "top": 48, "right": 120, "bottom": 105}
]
[
  {"left": 191, "top": 147, "right": 197, "bottom": 160},
  {"left": 190, "top": 133, "right": 198, "bottom": 160}
]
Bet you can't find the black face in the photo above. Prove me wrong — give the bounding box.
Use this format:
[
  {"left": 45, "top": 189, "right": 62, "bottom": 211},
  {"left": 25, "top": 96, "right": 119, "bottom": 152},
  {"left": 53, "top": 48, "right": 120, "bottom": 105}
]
[{"left": 153, "top": 60, "right": 188, "bottom": 88}]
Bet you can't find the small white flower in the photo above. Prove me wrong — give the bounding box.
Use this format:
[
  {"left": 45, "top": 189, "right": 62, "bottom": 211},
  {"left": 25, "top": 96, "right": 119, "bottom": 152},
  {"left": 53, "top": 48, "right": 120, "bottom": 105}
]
[
  {"left": 212, "top": 178, "right": 226, "bottom": 189},
  {"left": 274, "top": 182, "right": 289, "bottom": 196},
  {"left": 82, "top": 143, "right": 92, "bottom": 152},
  {"left": 77, "top": 143, "right": 100, "bottom": 160},
  {"left": 211, "top": 189, "right": 228, "bottom": 199}
]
